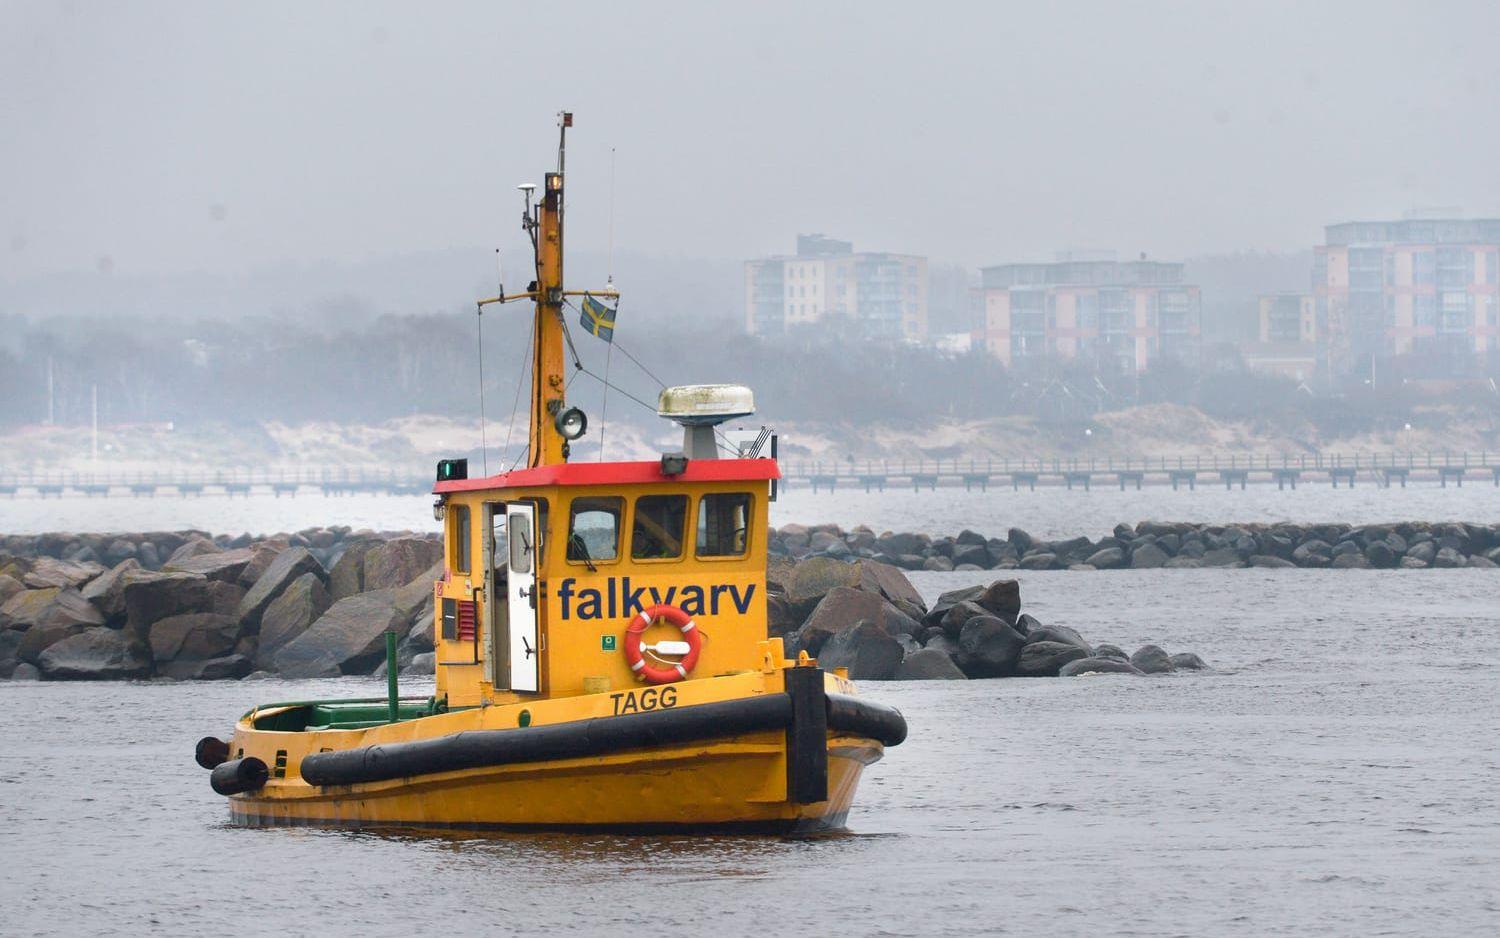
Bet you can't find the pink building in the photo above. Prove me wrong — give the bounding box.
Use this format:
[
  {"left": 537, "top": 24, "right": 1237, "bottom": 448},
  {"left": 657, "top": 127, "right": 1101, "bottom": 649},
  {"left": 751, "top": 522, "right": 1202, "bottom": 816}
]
[
  {"left": 1316, "top": 218, "right": 1500, "bottom": 373},
  {"left": 978, "top": 257, "right": 1200, "bottom": 373}
]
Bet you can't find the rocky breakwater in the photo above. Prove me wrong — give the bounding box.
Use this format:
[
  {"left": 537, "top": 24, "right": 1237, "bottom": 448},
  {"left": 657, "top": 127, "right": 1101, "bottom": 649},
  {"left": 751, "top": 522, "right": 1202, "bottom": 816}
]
[
  {"left": 769, "top": 555, "right": 1207, "bottom": 681},
  {"left": 770, "top": 521, "right": 1500, "bottom": 571},
  {"left": 0, "top": 528, "right": 441, "bottom": 682}
]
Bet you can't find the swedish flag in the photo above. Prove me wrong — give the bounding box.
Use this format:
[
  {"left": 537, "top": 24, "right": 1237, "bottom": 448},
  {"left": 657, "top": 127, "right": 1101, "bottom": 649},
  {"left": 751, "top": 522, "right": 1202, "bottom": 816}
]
[{"left": 579, "top": 294, "right": 617, "bottom": 343}]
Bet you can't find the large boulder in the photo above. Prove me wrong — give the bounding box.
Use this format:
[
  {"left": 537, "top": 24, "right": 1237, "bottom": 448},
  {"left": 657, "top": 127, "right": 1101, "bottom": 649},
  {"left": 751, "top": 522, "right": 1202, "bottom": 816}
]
[
  {"left": 393, "top": 561, "right": 443, "bottom": 620},
  {"left": 1059, "top": 656, "right": 1145, "bottom": 677},
  {"left": 149, "top": 613, "right": 242, "bottom": 662},
  {"left": 80, "top": 558, "right": 141, "bottom": 624},
  {"left": 1434, "top": 547, "right": 1467, "bottom": 569},
  {"left": 957, "top": 615, "right": 1026, "bottom": 677},
  {"left": 32, "top": 588, "right": 106, "bottom": 631},
  {"left": 328, "top": 540, "right": 380, "bottom": 600},
  {"left": 1014, "top": 641, "right": 1091, "bottom": 677},
  {"left": 163, "top": 547, "right": 256, "bottom": 583},
  {"left": 922, "top": 585, "right": 984, "bottom": 629},
  {"left": 1169, "top": 652, "right": 1209, "bottom": 670},
  {"left": 939, "top": 600, "right": 991, "bottom": 638},
  {"left": 1018, "top": 552, "right": 1058, "bottom": 570},
  {"left": 1292, "top": 540, "right": 1333, "bottom": 567},
  {"left": 1, "top": 587, "right": 62, "bottom": 631},
  {"left": 976, "top": 579, "right": 1022, "bottom": 623},
  {"left": 767, "top": 593, "right": 798, "bottom": 638},
  {"left": 0, "top": 573, "right": 26, "bottom": 604},
  {"left": 256, "top": 572, "right": 332, "bottom": 670},
  {"left": 36, "top": 627, "right": 151, "bottom": 680},
  {"left": 122, "top": 571, "right": 244, "bottom": 636},
  {"left": 893, "top": 647, "right": 967, "bottom": 680},
  {"left": 237, "top": 544, "right": 286, "bottom": 588},
  {"left": 1083, "top": 547, "right": 1126, "bottom": 570},
  {"left": 1129, "top": 543, "right": 1170, "bottom": 569},
  {"left": 22, "top": 557, "right": 105, "bottom": 590},
  {"left": 784, "top": 557, "right": 924, "bottom": 621},
  {"left": 797, "top": 588, "right": 913, "bottom": 656},
  {"left": 271, "top": 589, "right": 406, "bottom": 678},
  {"left": 235, "top": 547, "right": 326, "bottom": 629},
  {"left": 815, "top": 620, "right": 904, "bottom": 681},
  {"left": 163, "top": 537, "right": 220, "bottom": 566},
  {"left": 1130, "top": 644, "right": 1177, "bottom": 674},
  {"left": 363, "top": 538, "right": 443, "bottom": 591},
  {"left": 1025, "top": 624, "right": 1091, "bottom": 654}
]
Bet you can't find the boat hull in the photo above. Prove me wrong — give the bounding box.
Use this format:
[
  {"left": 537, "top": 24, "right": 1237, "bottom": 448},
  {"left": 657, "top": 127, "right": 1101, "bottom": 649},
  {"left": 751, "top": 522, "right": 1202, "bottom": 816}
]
[
  {"left": 226, "top": 732, "right": 880, "bottom": 834},
  {"left": 217, "top": 668, "right": 898, "bottom": 835}
]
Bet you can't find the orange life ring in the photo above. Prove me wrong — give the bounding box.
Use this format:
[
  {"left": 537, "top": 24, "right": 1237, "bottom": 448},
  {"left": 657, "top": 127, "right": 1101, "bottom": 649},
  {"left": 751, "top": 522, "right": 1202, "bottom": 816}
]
[{"left": 624, "top": 603, "right": 702, "bottom": 684}]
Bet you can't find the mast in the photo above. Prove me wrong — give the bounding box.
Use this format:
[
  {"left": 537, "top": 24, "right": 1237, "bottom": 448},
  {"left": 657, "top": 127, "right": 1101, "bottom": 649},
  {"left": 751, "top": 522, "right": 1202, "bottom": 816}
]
[
  {"left": 529, "top": 112, "right": 571, "bottom": 467},
  {"left": 477, "top": 111, "right": 614, "bottom": 473}
]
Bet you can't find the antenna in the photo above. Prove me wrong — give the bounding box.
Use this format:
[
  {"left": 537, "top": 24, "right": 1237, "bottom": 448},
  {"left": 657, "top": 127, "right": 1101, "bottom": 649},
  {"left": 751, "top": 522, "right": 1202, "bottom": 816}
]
[
  {"left": 607, "top": 147, "right": 617, "bottom": 286},
  {"left": 476, "top": 301, "right": 488, "bottom": 476}
]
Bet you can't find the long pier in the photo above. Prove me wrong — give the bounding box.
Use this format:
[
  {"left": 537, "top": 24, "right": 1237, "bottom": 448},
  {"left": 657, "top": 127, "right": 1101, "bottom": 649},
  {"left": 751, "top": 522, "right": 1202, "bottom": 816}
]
[
  {"left": 778, "top": 451, "right": 1500, "bottom": 492},
  {"left": 0, "top": 451, "right": 1496, "bottom": 498}
]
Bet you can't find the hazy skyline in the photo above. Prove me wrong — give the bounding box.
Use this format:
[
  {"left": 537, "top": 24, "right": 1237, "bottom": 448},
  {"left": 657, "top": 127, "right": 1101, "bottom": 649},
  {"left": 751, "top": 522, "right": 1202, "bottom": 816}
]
[{"left": 4, "top": 0, "right": 1498, "bottom": 286}]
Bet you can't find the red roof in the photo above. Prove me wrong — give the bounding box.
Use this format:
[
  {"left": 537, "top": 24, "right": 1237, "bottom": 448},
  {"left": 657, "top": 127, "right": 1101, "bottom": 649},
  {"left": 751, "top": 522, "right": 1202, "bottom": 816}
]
[{"left": 432, "top": 458, "right": 780, "bottom": 494}]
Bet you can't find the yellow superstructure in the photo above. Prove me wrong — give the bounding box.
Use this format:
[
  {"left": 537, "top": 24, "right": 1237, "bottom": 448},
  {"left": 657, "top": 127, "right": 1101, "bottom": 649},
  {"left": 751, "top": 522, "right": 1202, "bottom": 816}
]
[{"left": 197, "top": 113, "right": 905, "bottom": 834}]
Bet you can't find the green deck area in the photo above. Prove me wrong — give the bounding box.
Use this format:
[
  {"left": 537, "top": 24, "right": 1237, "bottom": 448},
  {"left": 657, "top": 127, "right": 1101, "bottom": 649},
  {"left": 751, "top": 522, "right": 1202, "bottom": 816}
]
[{"left": 248, "top": 696, "right": 450, "bottom": 732}]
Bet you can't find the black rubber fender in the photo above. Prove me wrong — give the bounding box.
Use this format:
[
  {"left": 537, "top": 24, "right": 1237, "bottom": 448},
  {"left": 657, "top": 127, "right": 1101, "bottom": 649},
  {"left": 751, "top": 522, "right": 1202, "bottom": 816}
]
[
  {"left": 195, "top": 736, "right": 230, "bottom": 770},
  {"left": 211, "top": 757, "right": 270, "bottom": 795},
  {"left": 825, "top": 692, "right": 907, "bottom": 747}
]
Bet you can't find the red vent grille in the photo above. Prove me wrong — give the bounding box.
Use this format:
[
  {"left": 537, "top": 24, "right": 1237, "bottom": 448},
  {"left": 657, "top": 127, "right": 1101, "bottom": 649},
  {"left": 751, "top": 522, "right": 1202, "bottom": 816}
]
[{"left": 456, "top": 600, "right": 477, "bottom": 642}]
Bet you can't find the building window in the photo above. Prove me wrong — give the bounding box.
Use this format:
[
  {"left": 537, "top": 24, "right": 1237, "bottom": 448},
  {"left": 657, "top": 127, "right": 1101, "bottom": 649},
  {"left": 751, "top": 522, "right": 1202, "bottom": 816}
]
[
  {"left": 568, "top": 496, "right": 623, "bottom": 563},
  {"left": 450, "top": 505, "right": 471, "bottom": 574},
  {"left": 696, "top": 493, "right": 752, "bottom": 558}
]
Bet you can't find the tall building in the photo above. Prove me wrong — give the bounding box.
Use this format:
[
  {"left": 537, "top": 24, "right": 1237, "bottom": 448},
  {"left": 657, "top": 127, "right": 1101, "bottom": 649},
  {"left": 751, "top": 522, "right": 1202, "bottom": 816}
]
[
  {"left": 1241, "top": 292, "right": 1319, "bottom": 381},
  {"left": 744, "top": 234, "right": 927, "bottom": 340},
  {"left": 977, "top": 254, "right": 1200, "bottom": 373},
  {"left": 1316, "top": 217, "right": 1500, "bottom": 373}
]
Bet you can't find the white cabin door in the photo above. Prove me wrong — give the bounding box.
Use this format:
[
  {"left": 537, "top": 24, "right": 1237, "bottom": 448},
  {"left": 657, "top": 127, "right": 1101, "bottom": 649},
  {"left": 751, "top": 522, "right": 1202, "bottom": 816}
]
[{"left": 505, "top": 503, "right": 540, "bottom": 693}]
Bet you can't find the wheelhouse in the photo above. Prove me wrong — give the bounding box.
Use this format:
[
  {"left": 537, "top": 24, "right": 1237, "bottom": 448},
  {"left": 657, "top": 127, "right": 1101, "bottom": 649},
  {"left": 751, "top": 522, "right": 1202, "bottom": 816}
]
[{"left": 432, "top": 458, "right": 780, "bottom": 709}]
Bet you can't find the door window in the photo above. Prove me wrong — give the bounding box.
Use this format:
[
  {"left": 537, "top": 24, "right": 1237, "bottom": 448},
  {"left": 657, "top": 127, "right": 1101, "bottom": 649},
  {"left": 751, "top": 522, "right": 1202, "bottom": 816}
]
[
  {"left": 568, "top": 496, "right": 623, "bottom": 563},
  {"left": 450, "top": 505, "right": 471, "bottom": 574},
  {"left": 696, "top": 493, "right": 752, "bottom": 557},
  {"left": 631, "top": 494, "right": 688, "bottom": 559},
  {"left": 509, "top": 509, "right": 534, "bottom": 574}
]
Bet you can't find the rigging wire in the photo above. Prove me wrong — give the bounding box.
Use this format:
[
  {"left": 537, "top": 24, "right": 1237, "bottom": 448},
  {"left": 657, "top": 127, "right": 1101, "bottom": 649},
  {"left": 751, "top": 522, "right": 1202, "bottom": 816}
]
[
  {"left": 475, "top": 303, "right": 489, "bottom": 476},
  {"left": 501, "top": 316, "right": 535, "bottom": 472},
  {"left": 600, "top": 146, "right": 617, "bottom": 463}
]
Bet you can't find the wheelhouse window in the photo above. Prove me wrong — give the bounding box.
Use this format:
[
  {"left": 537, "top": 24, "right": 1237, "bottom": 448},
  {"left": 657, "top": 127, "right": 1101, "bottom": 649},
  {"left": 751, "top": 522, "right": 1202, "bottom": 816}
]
[
  {"left": 568, "top": 496, "right": 623, "bottom": 563},
  {"left": 632, "top": 494, "right": 688, "bottom": 560},
  {"left": 450, "top": 504, "right": 471, "bottom": 573},
  {"left": 696, "top": 492, "right": 752, "bottom": 558}
]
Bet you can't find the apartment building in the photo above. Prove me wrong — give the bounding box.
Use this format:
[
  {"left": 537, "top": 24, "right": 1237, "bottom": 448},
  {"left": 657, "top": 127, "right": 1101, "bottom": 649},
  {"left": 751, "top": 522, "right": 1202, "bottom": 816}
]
[
  {"left": 977, "top": 254, "right": 1200, "bottom": 373},
  {"left": 1241, "top": 292, "right": 1320, "bottom": 381},
  {"left": 744, "top": 234, "right": 927, "bottom": 340},
  {"left": 1316, "top": 217, "right": 1500, "bottom": 372}
]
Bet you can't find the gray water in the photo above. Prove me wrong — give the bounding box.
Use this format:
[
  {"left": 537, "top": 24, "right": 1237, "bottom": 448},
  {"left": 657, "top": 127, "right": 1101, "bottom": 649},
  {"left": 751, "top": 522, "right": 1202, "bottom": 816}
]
[
  {"left": 3, "top": 569, "right": 1498, "bottom": 936},
  {"left": 2, "top": 481, "right": 1497, "bottom": 538}
]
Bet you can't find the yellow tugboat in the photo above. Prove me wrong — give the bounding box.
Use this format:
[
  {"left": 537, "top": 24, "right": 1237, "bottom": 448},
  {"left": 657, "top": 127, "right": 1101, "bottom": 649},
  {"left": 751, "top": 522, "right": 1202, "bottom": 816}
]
[{"left": 195, "top": 113, "right": 906, "bottom": 833}]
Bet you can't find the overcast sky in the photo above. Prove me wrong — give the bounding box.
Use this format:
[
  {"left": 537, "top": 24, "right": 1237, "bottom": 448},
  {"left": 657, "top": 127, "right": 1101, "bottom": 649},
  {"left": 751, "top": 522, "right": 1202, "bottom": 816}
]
[{"left": 4, "top": 0, "right": 1498, "bottom": 284}]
